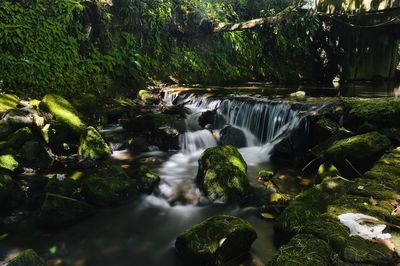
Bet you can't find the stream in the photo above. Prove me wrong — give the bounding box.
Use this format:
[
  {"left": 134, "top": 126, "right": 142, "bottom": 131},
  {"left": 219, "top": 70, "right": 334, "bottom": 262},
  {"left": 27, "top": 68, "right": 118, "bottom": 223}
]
[{"left": 0, "top": 82, "right": 399, "bottom": 266}]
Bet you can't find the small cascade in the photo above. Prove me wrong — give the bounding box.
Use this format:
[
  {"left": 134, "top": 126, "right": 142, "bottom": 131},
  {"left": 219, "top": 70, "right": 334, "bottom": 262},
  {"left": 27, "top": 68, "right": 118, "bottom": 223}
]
[{"left": 180, "top": 129, "right": 217, "bottom": 153}]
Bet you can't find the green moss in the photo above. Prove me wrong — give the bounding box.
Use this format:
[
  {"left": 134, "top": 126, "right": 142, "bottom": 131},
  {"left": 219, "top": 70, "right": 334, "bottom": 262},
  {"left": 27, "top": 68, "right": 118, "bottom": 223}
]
[
  {"left": 134, "top": 165, "right": 160, "bottom": 194},
  {"left": 311, "top": 129, "right": 353, "bottom": 158},
  {"left": 78, "top": 126, "right": 111, "bottom": 160},
  {"left": 317, "top": 162, "right": 339, "bottom": 181},
  {"left": 304, "top": 216, "right": 394, "bottom": 265},
  {"left": 268, "top": 234, "right": 334, "bottom": 266},
  {"left": 0, "top": 94, "right": 20, "bottom": 113},
  {"left": 45, "top": 177, "right": 82, "bottom": 200},
  {"left": 274, "top": 177, "right": 352, "bottom": 236},
  {"left": 6, "top": 249, "right": 45, "bottom": 266},
  {"left": 364, "top": 147, "right": 400, "bottom": 182},
  {"left": 38, "top": 193, "right": 94, "bottom": 227},
  {"left": 138, "top": 89, "right": 155, "bottom": 103},
  {"left": 41, "top": 94, "right": 86, "bottom": 133},
  {"left": 0, "top": 154, "right": 18, "bottom": 171},
  {"left": 350, "top": 178, "right": 400, "bottom": 200},
  {"left": 258, "top": 169, "right": 274, "bottom": 180},
  {"left": 175, "top": 215, "right": 257, "bottom": 265},
  {"left": 197, "top": 145, "right": 249, "bottom": 203}
]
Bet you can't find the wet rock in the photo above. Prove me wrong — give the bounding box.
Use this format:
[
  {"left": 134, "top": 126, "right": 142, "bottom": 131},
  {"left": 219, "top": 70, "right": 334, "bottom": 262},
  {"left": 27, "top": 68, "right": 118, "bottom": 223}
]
[
  {"left": 381, "top": 128, "right": 400, "bottom": 144},
  {"left": 0, "top": 174, "right": 23, "bottom": 210},
  {"left": 4, "top": 108, "right": 45, "bottom": 130},
  {"left": 311, "top": 117, "right": 339, "bottom": 145},
  {"left": 269, "top": 234, "right": 333, "bottom": 266},
  {"left": 38, "top": 193, "right": 94, "bottom": 227},
  {"left": 130, "top": 165, "right": 160, "bottom": 194},
  {"left": 45, "top": 176, "right": 83, "bottom": 200},
  {"left": 175, "top": 215, "right": 257, "bottom": 266},
  {"left": 196, "top": 145, "right": 249, "bottom": 203},
  {"left": 41, "top": 123, "right": 77, "bottom": 154},
  {"left": 274, "top": 177, "right": 352, "bottom": 237},
  {"left": 364, "top": 146, "right": 400, "bottom": 184},
  {"left": 0, "top": 120, "right": 12, "bottom": 139},
  {"left": 258, "top": 169, "right": 274, "bottom": 181},
  {"left": 323, "top": 132, "right": 391, "bottom": 175},
  {"left": 0, "top": 94, "right": 20, "bottom": 113},
  {"left": 317, "top": 162, "right": 339, "bottom": 181},
  {"left": 219, "top": 125, "right": 247, "bottom": 148},
  {"left": 6, "top": 249, "right": 45, "bottom": 266},
  {"left": 40, "top": 94, "right": 86, "bottom": 134},
  {"left": 138, "top": 89, "right": 159, "bottom": 105},
  {"left": 198, "top": 110, "right": 216, "bottom": 128},
  {"left": 0, "top": 154, "right": 19, "bottom": 172},
  {"left": 19, "top": 141, "right": 53, "bottom": 170},
  {"left": 127, "top": 137, "right": 150, "bottom": 154},
  {"left": 305, "top": 216, "right": 394, "bottom": 265},
  {"left": 78, "top": 126, "right": 111, "bottom": 160},
  {"left": 120, "top": 113, "right": 185, "bottom": 134},
  {"left": 7, "top": 127, "right": 34, "bottom": 149}
]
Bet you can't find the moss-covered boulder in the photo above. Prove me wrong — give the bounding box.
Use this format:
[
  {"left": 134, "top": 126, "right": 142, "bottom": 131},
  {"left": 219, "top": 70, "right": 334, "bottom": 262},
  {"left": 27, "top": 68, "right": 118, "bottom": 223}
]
[
  {"left": 0, "top": 174, "right": 23, "bottom": 210},
  {"left": 19, "top": 141, "right": 53, "bottom": 170},
  {"left": 364, "top": 146, "right": 400, "bottom": 183},
  {"left": 40, "top": 94, "right": 86, "bottom": 134},
  {"left": 344, "top": 99, "right": 400, "bottom": 129},
  {"left": 317, "top": 162, "right": 339, "bottom": 181},
  {"left": 0, "top": 120, "right": 12, "bottom": 140},
  {"left": 7, "top": 127, "right": 34, "bottom": 149},
  {"left": 311, "top": 118, "right": 339, "bottom": 145},
  {"left": 175, "top": 215, "right": 257, "bottom": 265},
  {"left": 41, "top": 123, "right": 77, "bottom": 154},
  {"left": 269, "top": 234, "right": 334, "bottom": 266},
  {"left": 132, "top": 165, "right": 160, "bottom": 194},
  {"left": 196, "top": 145, "right": 249, "bottom": 203},
  {"left": 304, "top": 216, "right": 394, "bottom": 265},
  {"left": 45, "top": 176, "right": 82, "bottom": 200},
  {"left": 138, "top": 89, "right": 158, "bottom": 104},
  {"left": 0, "top": 154, "right": 19, "bottom": 172},
  {"left": 274, "top": 177, "right": 352, "bottom": 237},
  {"left": 323, "top": 132, "right": 391, "bottom": 174},
  {"left": 78, "top": 126, "right": 111, "bottom": 160},
  {"left": 0, "top": 94, "right": 20, "bottom": 113},
  {"left": 6, "top": 249, "right": 45, "bottom": 266},
  {"left": 38, "top": 193, "right": 94, "bottom": 227}
]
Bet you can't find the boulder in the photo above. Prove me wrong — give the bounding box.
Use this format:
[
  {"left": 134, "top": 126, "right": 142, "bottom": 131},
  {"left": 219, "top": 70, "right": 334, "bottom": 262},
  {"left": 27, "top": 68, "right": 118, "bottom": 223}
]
[
  {"left": 311, "top": 117, "right": 339, "bottom": 146},
  {"left": 269, "top": 234, "right": 334, "bottom": 266},
  {"left": 0, "top": 120, "right": 12, "bottom": 140},
  {"left": 78, "top": 126, "right": 111, "bottom": 160},
  {"left": 138, "top": 89, "right": 159, "bottom": 105},
  {"left": 4, "top": 108, "right": 45, "bottom": 130},
  {"left": 0, "top": 174, "right": 23, "bottom": 210},
  {"left": 7, "top": 127, "right": 34, "bottom": 149},
  {"left": 45, "top": 176, "right": 83, "bottom": 200},
  {"left": 0, "top": 94, "right": 20, "bottom": 113},
  {"left": 153, "top": 125, "right": 180, "bottom": 151},
  {"left": 38, "top": 193, "right": 94, "bottom": 227},
  {"left": 6, "top": 249, "right": 45, "bottom": 266},
  {"left": 175, "top": 215, "right": 257, "bottom": 265},
  {"left": 131, "top": 165, "right": 160, "bottom": 194},
  {"left": 19, "top": 141, "right": 53, "bottom": 170},
  {"left": 0, "top": 154, "right": 19, "bottom": 172},
  {"left": 219, "top": 125, "right": 247, "bottom": 148},
  {"left": 323, "top": 132, "right": 391, "bottom": 174},
  {"left": 198, "top": 110, "right": 216, "bottom": 128},
  {"left": 364, "top": 146, "right": 400, "bottom": 184},
  {"left": 196, "top": 145, "right": 249, "bottom": 203},
  {"left": 41, "top": 123, "right": 77, "bottom": 154},
  {"left": 40, "top": 94, "right": 86, "bottom": 134}
]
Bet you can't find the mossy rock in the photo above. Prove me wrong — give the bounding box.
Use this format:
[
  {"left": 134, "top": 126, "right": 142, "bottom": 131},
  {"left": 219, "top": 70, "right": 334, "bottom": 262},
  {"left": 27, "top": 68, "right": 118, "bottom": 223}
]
[
  {"left": 324, "top": 132, "right": 391, "bottom": 174},
  {"left": 6, "top": 249, "right": 45, "bottom": 266},
  {"left": 19, "top": 141, "right": 53, "bottom": 170},
  {"left": 40, "top": 94, "right": 86, "bottom": 134},
  {"left": 268, "top": 234, "right": 334, "bottom": 266},
  {"left": 78, "top": 126, "right": 111, "bottom": 160},
  {"left": 0, "top": 174, "right": 23, "bottom": 210},
  {"left": 0, "top": 154, "right": 19, "bottom": 172},
  {"left": 196, "top": 145, "right": 249, "bottom": 203},
  {"left": 259, "top": 169, "right": 274, "bottom": 181},
  {"left": 38, "top": 193, "right": 94, "bottom": 227},
  {"left": 41, "top": 123, "right": 78, "bottom": 154},
  {"left": 364, "top": 146, "right": 400, "bottom": 183},
  {"left": 274, "top": 177, "right": 352, "bottom": 237},
  {"left": 45, "top": 176, "right": 82, "bottom": 200},
  {"left": 344, "top": 99, "right": 400, "bottom": 129},
  {"left": 350, "top": 178, "right": 400, "bottom": 200},
  {"left": 311, "top": 129, "right": 353, "bottom": 158},
  {"left": 317, "top": 162, "right": 339, "bottom": 181},
  {"left": 7, "top": 127, "right": 34, "bottom": 149},
  {"left": 120, "top": 112, "right": 186, "bottom": 134},
  {"left": 138, "top": 89, "right": 158, "bottom": 104},
  {"left": 175, "top": 215, "right": 257, "bottom": 266},
  {"left": 132, "top": 165, "right": 160, "bottom": 194},
  {"left": 0, "top": 120, "right": 12, "bottom": 140},
  {"left": 311, "top": 117, "right": 339, "bottom": 145},
  {"left": 304, "top": 216, "right": 394, "bottom": 265},
  {"left": 0, "top": 94, "right": 20, "bottom": 113}
]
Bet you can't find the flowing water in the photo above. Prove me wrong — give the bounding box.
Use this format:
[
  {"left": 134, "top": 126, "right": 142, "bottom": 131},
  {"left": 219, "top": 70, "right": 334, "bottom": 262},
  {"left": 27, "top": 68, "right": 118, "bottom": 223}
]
[{"left": 1, "top": 83, "right": 399, "bottom": 266}]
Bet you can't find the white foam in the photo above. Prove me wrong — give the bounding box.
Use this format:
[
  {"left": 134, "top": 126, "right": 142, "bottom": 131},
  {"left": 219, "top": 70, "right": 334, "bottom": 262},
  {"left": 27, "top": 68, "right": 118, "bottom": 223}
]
[{"left": 338, "top": 213, "right": 391, "bottom": 240}]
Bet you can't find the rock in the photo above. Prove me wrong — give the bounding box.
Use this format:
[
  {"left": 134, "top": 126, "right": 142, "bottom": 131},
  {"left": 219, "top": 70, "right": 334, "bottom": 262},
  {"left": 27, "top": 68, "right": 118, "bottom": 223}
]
[
  {"left": 38, "top": 193, "right": 94, "bottom": 227},
  {"left": 381, "top": 128, "right": 400, "bottom": 144},
  {"left": 120, "top": 112, "right": 185, "bottom": 134},
  {"left": 6, "top": 249, "right": 45, "bottom": 266},
  {"left": 258, "top": 169, "right": 274, "bottom": 181},
  {"left": 274, "top": 177, "right": 352, "bottom": 237},
  {"left": 40, "top": 94, "right": 86, "bottom": 134},
  {"left": 4, "top": 108, "right": 45, "bottom": 130},
  {"left": 138, "top": 89, "right": 159, "bottom": 104},
  {"left": 175, "top": 215, "right": 257, "bottom": 265},
  {"left": 45, "top": 176, "right": 83, "bottom": 200},
  {"left": 127, "top": 137, "right": 150, "bottom": 154},
  {"left": 19, "top": 141, "right": 53, "bottom": 170},
  {"left": 364, "top": 146, "right": 400, "bottom": 184},
  {"left": 81, "top": 163, "right": 137, "bottom": 206},
  {"left": 131, "top": 165, "right": 160, "bottom": 194},
  {"left": 311, "top": 118, "right": 339, "bottom": 145},
  {"left": 219, "top": 125, "right": 247, "bottom": 148},
  {"left": 41, "top": 123, "right": 77, "bottom": 154},
  {"left": 153, "top": 126, "right": 180, "bottom": 151},
  {"left": 78, "top": 126, "right": 111, "bottom": 160},
  {"left": 304, "top": 216, "right": 394, "bottom": 265},
  {"left": 0, "top": 154, "right": 19, "bottom": 172},
  {"left": 310, "top": 129, "right": 353, "bottom": 158},
  {"left": 323, "top": 132, "right": 391, "bottom": 175},
  {"left": 0, "top": 120, "right": 12, "bottom": 140},
  {"left": 0, "top": 174, "right": 23, "bottom": 210},
  {"left": 0, "top": 94, "right": 20, "bottom": 113},
  {"left": 7, "top": 127, "right": 34, "bottom": 149},
  {"left": 70, "top": 93, "right": 99, "bottom": 114},
  {"left": 198, "top": 110, "right": 216, "bottom": 128},
  {"left": 196, "top": 145, "right": 249, "bottom": 203},
  {"left": 289, "top": 91, "right": 306, "bottom": 98},
  {"left": 269, "top": 234, "right": 333, "bottom": 266},
  {"left": 357, "top": 122, "right": 378, "bottom": 134}
]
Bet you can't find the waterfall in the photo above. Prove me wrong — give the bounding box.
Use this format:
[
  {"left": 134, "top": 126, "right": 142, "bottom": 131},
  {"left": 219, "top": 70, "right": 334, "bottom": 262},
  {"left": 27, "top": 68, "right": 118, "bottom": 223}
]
[{"left": 180, "top": 130, "right": 217, "bottom": 153}]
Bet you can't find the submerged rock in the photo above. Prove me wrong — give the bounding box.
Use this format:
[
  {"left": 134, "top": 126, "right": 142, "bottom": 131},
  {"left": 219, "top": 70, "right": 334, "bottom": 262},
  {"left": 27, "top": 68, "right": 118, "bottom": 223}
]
[
  {"left": 175, "top": 215, "right": 257, "bottom": 266},
  {"left": 40, "top": 94, "right": 86, "bottom": 134},
  {"left": 324, "top": 132, "right": 391, "bottom": 175},
  {"left": 38, "top": 193, "right": 94, "bottom": 227},
  {"left": 219, "top": 125, "right": 247, "bottom": 148},
  {"left": 269, "top": 234, "right": 333, "bottom": 266},
  {"left": 6, "top": 249, "right": 45, "bottom": 266},
  {"left": 78, "top": 126, "right": 111, "bottom": 160},
  {"left": 196, "top": 145, "right": 249, "bottom": 203}
]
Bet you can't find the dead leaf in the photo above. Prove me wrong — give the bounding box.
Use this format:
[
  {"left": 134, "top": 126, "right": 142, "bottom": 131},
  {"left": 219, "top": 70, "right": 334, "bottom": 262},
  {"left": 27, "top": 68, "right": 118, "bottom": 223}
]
[{"left": 369, "top": 197, "right": 378, "bottom": 206}]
